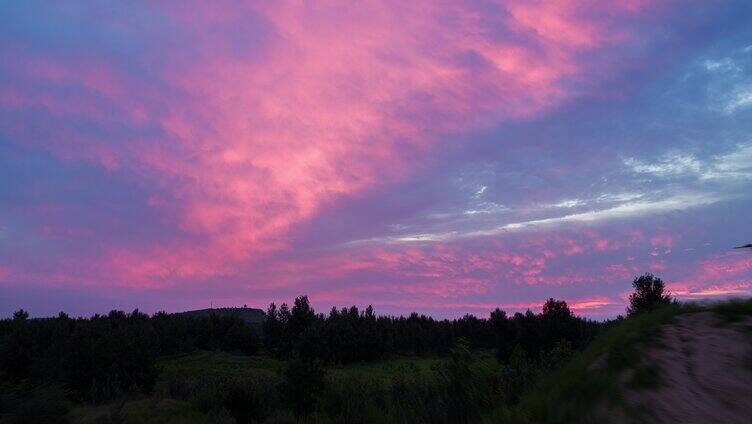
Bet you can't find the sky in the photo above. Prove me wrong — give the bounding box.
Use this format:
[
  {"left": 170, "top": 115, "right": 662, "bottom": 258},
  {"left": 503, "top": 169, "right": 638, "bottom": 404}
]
[{"left": 1, "top": 1, "right": 751, "bottom": 319}]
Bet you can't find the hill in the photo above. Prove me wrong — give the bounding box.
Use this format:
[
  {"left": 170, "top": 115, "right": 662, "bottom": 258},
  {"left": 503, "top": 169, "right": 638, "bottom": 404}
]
[
  {"left": 616, "top": 311, "right": 752, "bottom": 423},
  {"left": 515, "top": 299, "right": 752, "bottom": 423},
  {"left": 173, "top": 307, "right": 266, "bottom": 334}
]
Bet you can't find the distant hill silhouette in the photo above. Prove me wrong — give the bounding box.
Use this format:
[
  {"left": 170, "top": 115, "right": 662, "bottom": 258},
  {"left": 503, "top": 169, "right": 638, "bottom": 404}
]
[{"left": 174, "top": 307, "right": 266, "bottom": 334}]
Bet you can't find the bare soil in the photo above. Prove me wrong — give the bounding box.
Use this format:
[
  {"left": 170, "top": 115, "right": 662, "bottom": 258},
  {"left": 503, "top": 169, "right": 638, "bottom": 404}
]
[{"left": 623, "top": 312, "right": 752, "bottom": 423}]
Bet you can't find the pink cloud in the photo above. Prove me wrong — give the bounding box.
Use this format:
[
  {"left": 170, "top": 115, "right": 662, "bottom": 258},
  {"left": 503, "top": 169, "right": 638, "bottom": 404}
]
[
  {"left": 266, "top": 230, "right": 648, "bottom": 295},
  {"left": 303, "top": 293, "right": 619, "bottom": 319},
  {"left": 3, "top": 1, "right": 748, "bottom": 323},
  {"left": 674, "top": 282, "right": 752, "bottom": 298},
  {"left": 669, "top": 254, "right": 752, "bottom": 299},
  {"left": 0, "top": 266, "right": 11, "bottom": 283},
  {"left": 606, "top": 263, "right": 638, "bottom": 278},
  {"left": 568, "top": 296, "right": 618, "bottom": 312},
  {"left": 650, "top": 234, "right": 677, "bottom": 248},
  {"left": 0, "top": 1, "right": 664, "bottom": 286}
]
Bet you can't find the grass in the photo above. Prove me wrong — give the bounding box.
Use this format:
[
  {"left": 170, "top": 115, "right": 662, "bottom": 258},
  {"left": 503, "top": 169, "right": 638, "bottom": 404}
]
[
  {"left": 80, "top": 351, "right": 456, "bottom": 424},
  {"left": 143, "top": 349, "right": 499, "bottom": 424},
  {"left": 329, "top": 349, "right": 497, "bottom": 381},
  {"left": 70, "top": 398, "right": 234, "bottom": 424},
  {"left": 70, "top": 299, "right": 752, "bottom": 423},
  {"left": 158, "top": 349, "right": 497, "bottom": 384},
  {"left": 510, "top": 303, "right": 700, "bottom": 424},
  {"left": 710, "top": 298, "right": 752, "bottom": 323},
  {"left": 158, "top": 350, "right": 283, "bottom": 381},
  {"left": 708, "top": 298, "right": 752, "bottom": 373},
  {"left": 329, "top": 355, "right": 445, "bottom": 380},
  {"left": 628, "top": 364, "right": 662, "bottom": 389}
]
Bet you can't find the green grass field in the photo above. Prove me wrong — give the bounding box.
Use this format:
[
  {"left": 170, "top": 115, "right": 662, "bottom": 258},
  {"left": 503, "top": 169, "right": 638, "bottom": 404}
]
[
  {"left": 70, "top": 350, "right": 497, "bottom": 424},
  {"left": 159, "top": 350, "right": 283, "bottom": 380},
  {"left": 157, "top": 348, "right": 497, "bottom": 383},
  {"left": 71, "top": 398, "right": 235, "bottom": 424}
]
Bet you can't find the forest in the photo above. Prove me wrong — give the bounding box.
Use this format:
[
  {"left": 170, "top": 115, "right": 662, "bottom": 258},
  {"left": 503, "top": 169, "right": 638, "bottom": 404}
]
[{"left": 0, "top": 274, "right": 674, "bottom": 423}]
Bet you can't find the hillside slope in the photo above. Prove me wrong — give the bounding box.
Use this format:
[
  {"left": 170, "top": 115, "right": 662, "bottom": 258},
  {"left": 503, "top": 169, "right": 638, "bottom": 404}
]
[
  {"left": 173, "top": 307, "right": 266, "bottom": 334},
  {"left": 619, "top": 311, "right": 752, "bottom": 423},
  {"left": 516, "top": 301, "right": 752, "bottom": 424}
]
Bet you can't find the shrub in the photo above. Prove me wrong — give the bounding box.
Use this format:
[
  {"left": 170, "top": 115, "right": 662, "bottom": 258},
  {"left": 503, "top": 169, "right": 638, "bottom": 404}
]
[
  {"left": 0, "top": 383, "right": 72, "bottom": 424},
  {"left": 627, "top": 273, "right": 672, "bottom": 315},
  {"left": 157, "top": 374, "right": 280, "bottom": 423},
  {"left": 281, "top": 356, "right": 325, "bottom": 423}
]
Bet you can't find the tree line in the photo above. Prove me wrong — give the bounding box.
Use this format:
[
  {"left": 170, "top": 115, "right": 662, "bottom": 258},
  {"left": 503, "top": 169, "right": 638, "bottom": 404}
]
[
  {"left": 0, "top": 272, "right": 672, "bottom": 421},
  {"left": 0, "top": 309, "right": 258, "bottom": 402},
  {"left": 263, "top": 296, "right": 603, "bottom": 365}
]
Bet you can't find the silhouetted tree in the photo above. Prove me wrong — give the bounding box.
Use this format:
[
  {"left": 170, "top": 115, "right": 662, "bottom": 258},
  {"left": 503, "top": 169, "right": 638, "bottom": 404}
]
[
  {"left": 0, "top": 383, "right": 72, "bottom": 424},
  {"left": 222, "top": 320, "right": 259, "bottom": 355},
  {"left": 541, "top": 298, "right": 572, "bottom": 321},
  {"left": 490, "top": 308, "right": 513, "bottom": 361},
  {"left": 627, "top": 273, "right": 672, "bottom": 315},
  {"left": 442, "top": 338, "right": 482, "bottom": 424},
  {"left": 499, "top": 345, "right": 533, "bottom": 404},
  {"left": 281, "top": 355, "right": 325, "bottom": 423},
  {"left": 0, "top": 309, "right": 258, "bottom": 401},
  {"left": 263, "top": 303, "right": 283, "bottom": 356},
  {"left": 12, "top": 310, "right": 28, "bottom": 321},
  {"left": 540, "top": 298, "right": 575, "bottom": 352},
  {"left": 289, "top": 296, "right": 316, "bottom": 338},
  {"left": 261, "top": 296, "right": 601, "bottom": 365}
]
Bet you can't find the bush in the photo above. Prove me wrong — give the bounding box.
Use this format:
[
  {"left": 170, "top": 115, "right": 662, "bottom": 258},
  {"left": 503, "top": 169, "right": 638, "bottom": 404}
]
[
  {"left": 439, "top": 338, "right": 487, "bottom": 424},
  {"left": 281, "top": 356, "right": 325, "bottom": 423},
  {"left": 627, "top": 273, "right": 672, "bottom": 315},
  {"left": 0, "top": 383, "right": 72, "bottom": 424},
  {"left": 499, "top": 345, "right": 536, "bottom": 405},
  {"left": 157, "top": 374, "right": 280, "bottom": 423}
]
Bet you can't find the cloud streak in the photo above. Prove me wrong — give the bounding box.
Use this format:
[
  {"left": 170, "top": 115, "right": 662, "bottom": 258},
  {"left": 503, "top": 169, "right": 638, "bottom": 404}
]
[{"left": 1, "top": 1, "right": 751, "bottom": 318}]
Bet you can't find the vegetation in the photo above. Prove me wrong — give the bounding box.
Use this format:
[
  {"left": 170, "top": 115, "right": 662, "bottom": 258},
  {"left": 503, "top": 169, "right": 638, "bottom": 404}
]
[
  {"left": 511, "top": 302, "right": 703, "bottom": 423},
  {"left": 174, "top": 307, "right": 266, "bottom": 335},
  {"left": 281, "top": 356, "right": 325, "bottom": 423},
  {"left": 0, "top": 309, "right": 258, "bottom": 403},
  {"left": 2, "top": 274, "right": 750, "bottom": 423},
  {"left": 627, "top": 273, "right": 673, "bottom": 315},
  {"left": 263, "top": 296, "right": 601, "bottom": 365},
  {"left": 709, "top": 297, "right": 752, "bottom": 322}
]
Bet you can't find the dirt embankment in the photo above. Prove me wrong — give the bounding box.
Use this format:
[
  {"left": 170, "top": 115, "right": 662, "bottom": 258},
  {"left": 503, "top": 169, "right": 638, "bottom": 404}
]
[{"left": 623, "top": 312, "right": 752, "bottom": 423}]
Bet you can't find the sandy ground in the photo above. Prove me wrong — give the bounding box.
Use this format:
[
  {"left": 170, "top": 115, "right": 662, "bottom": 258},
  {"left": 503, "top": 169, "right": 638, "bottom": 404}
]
[{"left": 623, "top": 312, "right": 752, "bottom": 423}]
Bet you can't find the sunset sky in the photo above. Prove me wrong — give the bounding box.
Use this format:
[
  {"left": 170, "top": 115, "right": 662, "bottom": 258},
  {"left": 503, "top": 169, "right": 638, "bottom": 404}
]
[{"left": 1, "top": 1, "right": 751, "bottom": 319}]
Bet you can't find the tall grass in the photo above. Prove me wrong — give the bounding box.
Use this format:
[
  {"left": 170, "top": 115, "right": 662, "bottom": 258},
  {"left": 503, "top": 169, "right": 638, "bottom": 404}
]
[
  {"left": 154, "top": 344, "right": 505, "bottom": 424},
  {"left": 509, "top": 303, "right": 703, "bottom": 424},
  {"left": 710, "top": 298, "right": 752, "bottom": 322}
]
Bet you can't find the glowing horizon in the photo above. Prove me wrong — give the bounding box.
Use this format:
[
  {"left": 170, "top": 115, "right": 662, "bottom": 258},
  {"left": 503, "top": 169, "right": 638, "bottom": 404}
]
[{"left": 1, "top": 1, "right": 751, "bottom": 319}]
